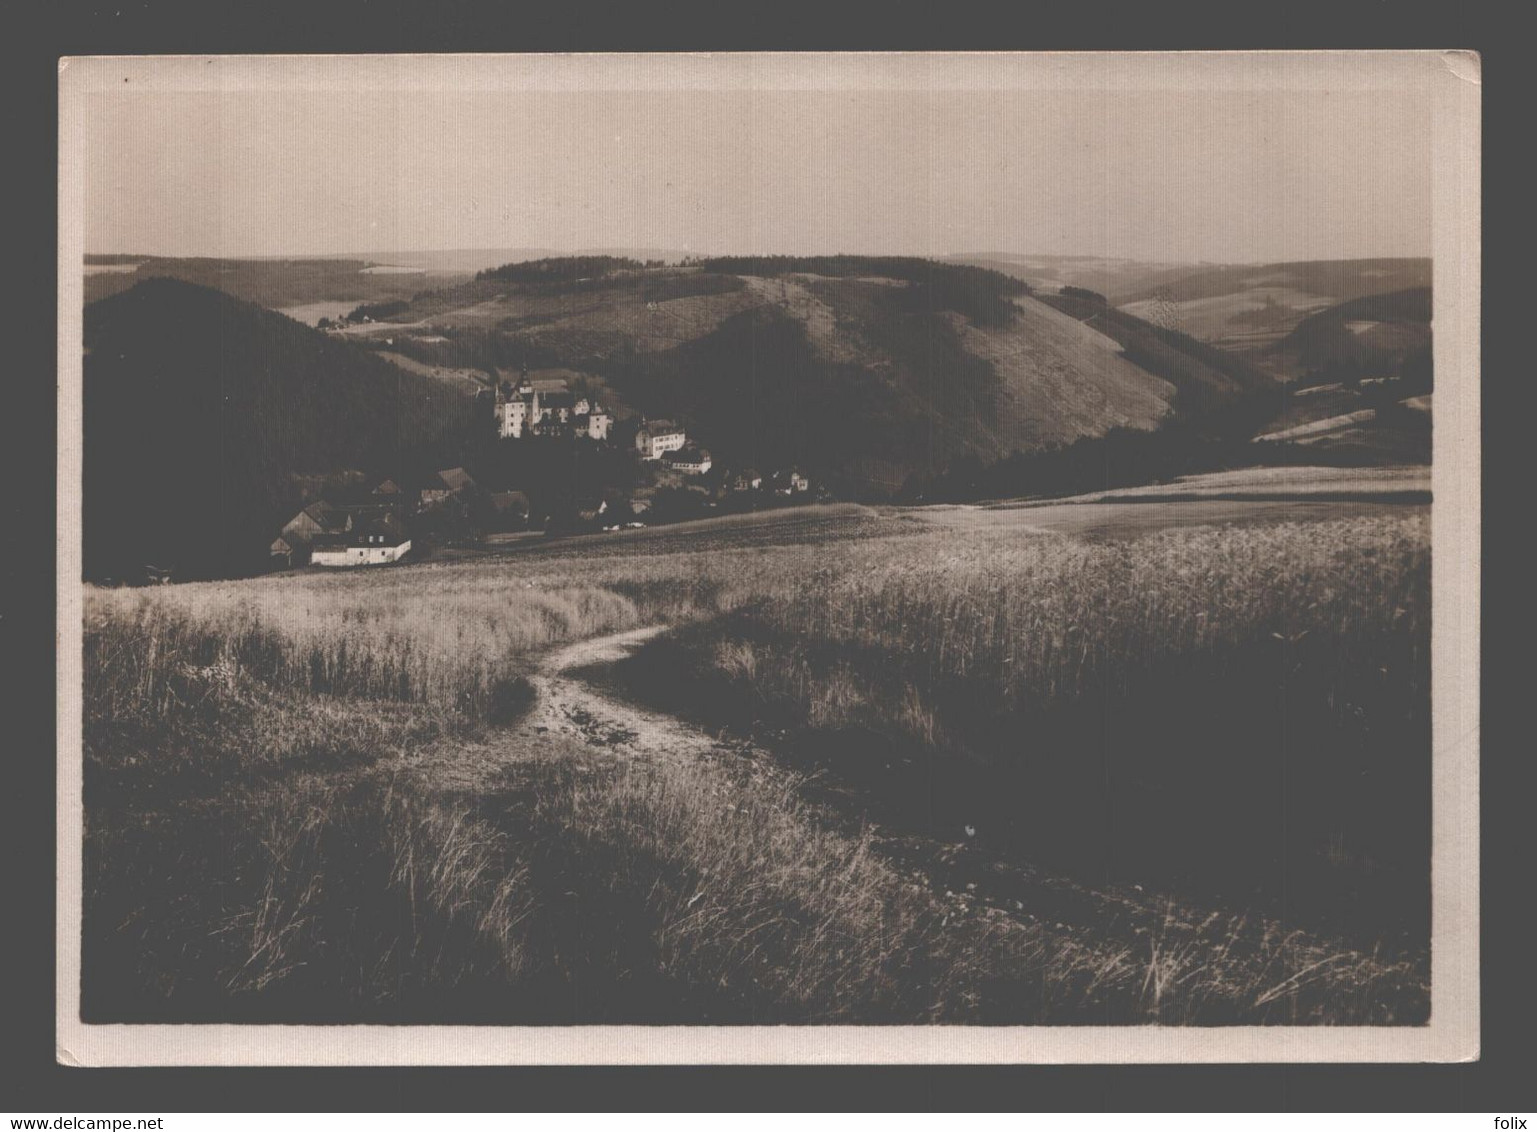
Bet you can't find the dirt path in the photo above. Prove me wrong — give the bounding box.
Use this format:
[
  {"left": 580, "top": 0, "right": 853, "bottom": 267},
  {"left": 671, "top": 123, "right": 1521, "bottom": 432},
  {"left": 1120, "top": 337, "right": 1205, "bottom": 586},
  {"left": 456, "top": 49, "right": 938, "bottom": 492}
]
[
  {"left": 497, "top": 624, "right": 1169, "bottom": 936},
  {"left": 430, "top": 622, "right": 1423, "bottom": 968},
  {"left": 514, "top": 624, "right": 745, "bottom": 765}
]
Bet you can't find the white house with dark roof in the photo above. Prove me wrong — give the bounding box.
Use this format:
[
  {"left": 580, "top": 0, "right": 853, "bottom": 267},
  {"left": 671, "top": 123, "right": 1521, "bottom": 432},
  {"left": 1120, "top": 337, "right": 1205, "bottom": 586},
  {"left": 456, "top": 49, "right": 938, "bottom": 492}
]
[
  {"left": 309, "top": 513, "right": 411, "bottom": 567},
  {"left": 635, "top": 419, "right": 686, "bottom": 460},
  {"left": 665, "top": 447, "right": 712, "bottom": 475}
]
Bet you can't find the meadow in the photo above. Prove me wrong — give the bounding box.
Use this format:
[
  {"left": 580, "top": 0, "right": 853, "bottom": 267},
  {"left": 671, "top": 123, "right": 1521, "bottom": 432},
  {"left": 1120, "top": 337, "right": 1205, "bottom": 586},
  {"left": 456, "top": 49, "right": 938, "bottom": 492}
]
[
  {"left": 81, "top": 504, "right": 1432, "bottom": 1024},
  {"left": 610, "top": 513, "right": 1431, "bottom": 945}
]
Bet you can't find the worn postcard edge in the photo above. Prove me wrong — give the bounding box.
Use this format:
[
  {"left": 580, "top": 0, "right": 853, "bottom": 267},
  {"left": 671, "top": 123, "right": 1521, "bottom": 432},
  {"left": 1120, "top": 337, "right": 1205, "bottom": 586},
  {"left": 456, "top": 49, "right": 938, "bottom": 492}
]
[{"left": 55, "top": 51, "right": 1480, "bottom": 1066}]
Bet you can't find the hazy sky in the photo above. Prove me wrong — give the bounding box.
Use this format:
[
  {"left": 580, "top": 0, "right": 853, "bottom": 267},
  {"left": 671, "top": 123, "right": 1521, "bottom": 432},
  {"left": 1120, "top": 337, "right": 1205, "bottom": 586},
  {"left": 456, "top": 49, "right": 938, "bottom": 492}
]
[{"left": 83, "top": 66, "right": 1435, "bottom": 264}]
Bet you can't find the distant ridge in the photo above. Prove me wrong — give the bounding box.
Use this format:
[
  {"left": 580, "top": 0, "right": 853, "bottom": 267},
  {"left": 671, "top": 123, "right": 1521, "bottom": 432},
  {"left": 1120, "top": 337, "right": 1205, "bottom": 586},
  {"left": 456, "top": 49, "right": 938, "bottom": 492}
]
[{"left": 329, "top": 254, "right": 1263, "bottom": 491}]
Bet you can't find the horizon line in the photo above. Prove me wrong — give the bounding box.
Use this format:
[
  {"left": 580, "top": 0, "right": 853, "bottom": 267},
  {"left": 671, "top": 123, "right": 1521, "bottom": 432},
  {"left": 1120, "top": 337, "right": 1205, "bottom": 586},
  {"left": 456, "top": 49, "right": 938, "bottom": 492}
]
[{"left": 82, "top": 248, "right": 1437, "bottom": 269}]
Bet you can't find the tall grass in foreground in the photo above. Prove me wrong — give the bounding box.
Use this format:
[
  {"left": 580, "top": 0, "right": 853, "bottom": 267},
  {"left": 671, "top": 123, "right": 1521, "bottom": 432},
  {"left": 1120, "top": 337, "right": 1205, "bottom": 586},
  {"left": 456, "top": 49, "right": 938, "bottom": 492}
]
[
  {"left": 84, "top": 737, "right": 1427, "bottom": 1024},
  {"left": 609, "top": 515, "right": 1432, "bottom": 944},
  {"left": 742, "top": 516, "right": 1427, "bottom": 710},
  {"left": 82, "top": 510, "right": 1431, "bottom": 1023},
  {"left": 84, "top": 542, "right": 821, "bottom": 726}
]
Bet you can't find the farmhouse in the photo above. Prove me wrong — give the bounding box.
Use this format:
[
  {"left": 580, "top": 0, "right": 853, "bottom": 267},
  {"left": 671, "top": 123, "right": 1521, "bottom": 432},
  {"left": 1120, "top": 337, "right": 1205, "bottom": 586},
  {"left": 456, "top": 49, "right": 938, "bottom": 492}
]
[
  {"left": 419, "top": 467, "right": 476, "bottom": 507},
  {"left": 274, "top": 502, "right": 344, "bottom": 567},
  {"left": 635, "top": 419, "right": 687, "bottom": 460},
  {"left": 275, "top": 493, "right": 412, "bottom": 567},
  {"left": 772, "top": 468, "right": 811, "bottom": 495},
  {"left": 487, "top": 490, "right": 531, "bottom": 529},
  {"left": 269, "top": 535, "right": 300, "bottom": 569},
  {"left": 309, "top": 513, "right": 411, "bottom": 568},
  {"left": 728, "top": 468, "right": 763, "bottom": 492},
  {"left": 282, "top": 499, "right": 351, "bottom": 542},
  {"left": 665, "top": 447, "right": 712, "bottom": 475},
  {"left": 436, "top": 466, "right": 476, "bottom": 493}
]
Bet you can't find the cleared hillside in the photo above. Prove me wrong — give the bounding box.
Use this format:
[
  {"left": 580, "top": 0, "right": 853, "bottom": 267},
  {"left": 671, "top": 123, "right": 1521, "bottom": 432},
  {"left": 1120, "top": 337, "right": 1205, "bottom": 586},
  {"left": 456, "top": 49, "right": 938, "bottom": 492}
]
[
  {"left": 342, "top": 257, "right": 1221, "bottom": 492},
  {"left": 1113, "top": 258, "right": 1432, "bottom": 353},
  {"left": 943, "top": 253, "right": 1190, "bottom": 303},
  {"left": 1271, "top": 287, "right": 1432, "bottom": 382}
]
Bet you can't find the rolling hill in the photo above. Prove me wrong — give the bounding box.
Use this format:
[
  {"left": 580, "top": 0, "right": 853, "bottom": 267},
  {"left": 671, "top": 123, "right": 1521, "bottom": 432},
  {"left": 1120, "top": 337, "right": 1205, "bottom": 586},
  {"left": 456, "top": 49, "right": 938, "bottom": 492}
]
[
  {"left": 83, "top": 255, "right": 472, "bottom": 314},
  {"left": 82, "top": 278, "right": 478, "bottom": 581},
  {"left": 1111, "top": 258, "right": 1432, "bottom": 354},
  {"left": 79, "top": 258, "right": 1299, "bottom": 582},
  {"left": 1270, "top": 287, "right": 1432, "bottom": 383},
  {"left": 337, "top": 256, "right": 1276, "bottom": 493},
  {"left": 941, "top": 253, "right": 1191, "bottom": 303}
]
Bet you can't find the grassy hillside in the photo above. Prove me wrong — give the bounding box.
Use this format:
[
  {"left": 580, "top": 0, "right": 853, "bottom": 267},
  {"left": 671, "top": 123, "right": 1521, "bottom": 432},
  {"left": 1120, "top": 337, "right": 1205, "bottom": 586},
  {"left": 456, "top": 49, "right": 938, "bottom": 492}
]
[
  {"left": 334, "top": 256, "right": 1252, "bottom": 492},
  {"left": 1034, "top": 290, "right": 1277, "bottom": 411},
  {"left": 1272, "top": 287, "right": 1432, "bottom": 383},
  {"left": 82, "top": 278, "right": 477, "bottom": 580},
  {"left": 943, "top": 253, "right": 1191, "bottom": 304},
  {"left": 1108, "top": 259, "right": 1431, "bottom": 357},
  {"left": 83, "top": 505, "right": 1429, "bottom": 1024},
  {"left": 1117, "top": 258, "right": 1430, "bottom": 306}
]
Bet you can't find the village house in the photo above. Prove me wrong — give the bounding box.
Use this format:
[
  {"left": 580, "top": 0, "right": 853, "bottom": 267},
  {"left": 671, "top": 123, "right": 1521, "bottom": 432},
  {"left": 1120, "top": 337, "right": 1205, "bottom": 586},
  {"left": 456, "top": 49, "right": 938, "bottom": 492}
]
[
  {"left": 487, "top": 489, "right": 531, "bottom": 530},
  {"left": 665, "top": 447, "right": 712, "bottom": 475},
  {"left": 772, "top": 468, "right": 811, "bottom": 495},
  {"left": 309, "top": 512, "right": 411, "bottom": 568},
  {"left": 282, "top": 499, "right": 352, "bottom": 543},
  {"left": 418, "top": 467, "right": 476, "bottom": 507},
  {"left": 635, "top": 419, "right": 687, "bottom": 460},
  {"left": 273, "top": 499, "right": 351, "bottom": 565},
  {"left": 268, "top": 535, "right": 300, "bottom": 569},
  {"left": 728, "top": 468, "right": 763, "bottom": 492},
  {"left": 436, "top": 467, "right": 476, "bottom": 493},
  {"left": 274, "top": 485, "right": 414, "bottom": 567}
]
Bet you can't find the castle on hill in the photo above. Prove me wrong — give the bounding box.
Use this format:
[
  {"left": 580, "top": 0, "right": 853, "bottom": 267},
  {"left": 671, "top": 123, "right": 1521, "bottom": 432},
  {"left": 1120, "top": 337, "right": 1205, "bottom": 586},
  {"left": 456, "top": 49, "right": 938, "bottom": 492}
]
[{"left": 494, "top": 370, "right": 612, "bottom": 441}]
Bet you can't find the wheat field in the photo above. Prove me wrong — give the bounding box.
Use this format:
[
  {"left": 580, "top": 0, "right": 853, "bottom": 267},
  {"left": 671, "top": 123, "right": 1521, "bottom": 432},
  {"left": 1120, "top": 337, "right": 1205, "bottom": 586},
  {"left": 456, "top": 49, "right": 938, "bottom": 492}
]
[{"left": 81, "top": 507, "right": 1432, "bottom": 1024}]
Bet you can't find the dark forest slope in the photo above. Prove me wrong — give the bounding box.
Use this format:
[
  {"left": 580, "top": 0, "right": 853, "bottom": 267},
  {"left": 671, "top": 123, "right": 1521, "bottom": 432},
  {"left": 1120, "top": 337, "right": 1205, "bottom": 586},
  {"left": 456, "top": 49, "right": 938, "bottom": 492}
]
[{"left": 82, "top": 278, "right": 476, "bottom": 580}]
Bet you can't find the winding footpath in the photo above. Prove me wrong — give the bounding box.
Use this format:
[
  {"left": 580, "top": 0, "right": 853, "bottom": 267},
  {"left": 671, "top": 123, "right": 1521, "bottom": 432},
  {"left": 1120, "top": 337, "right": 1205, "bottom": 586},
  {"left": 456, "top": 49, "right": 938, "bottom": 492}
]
[
  {"left": 513, "top": 624, "right": 753, "bottom": 767},
  {"left": 495, "top": 624, "right": 1174, "bottom": 936}
]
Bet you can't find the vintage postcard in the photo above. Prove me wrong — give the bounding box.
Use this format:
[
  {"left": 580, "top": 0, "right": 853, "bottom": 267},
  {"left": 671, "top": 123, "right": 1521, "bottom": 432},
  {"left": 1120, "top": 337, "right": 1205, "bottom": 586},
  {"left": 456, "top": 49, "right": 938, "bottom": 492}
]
[{"left": 56, "top": 50, "right": 1480, "bottom": 1065}]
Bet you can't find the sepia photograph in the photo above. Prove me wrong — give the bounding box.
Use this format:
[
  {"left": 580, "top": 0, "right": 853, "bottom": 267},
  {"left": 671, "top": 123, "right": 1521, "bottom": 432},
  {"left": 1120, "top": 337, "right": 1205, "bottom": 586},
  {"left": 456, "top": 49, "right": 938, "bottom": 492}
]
[{"left": 55, "top": 49, "right": 1480, "bottom": 1066}]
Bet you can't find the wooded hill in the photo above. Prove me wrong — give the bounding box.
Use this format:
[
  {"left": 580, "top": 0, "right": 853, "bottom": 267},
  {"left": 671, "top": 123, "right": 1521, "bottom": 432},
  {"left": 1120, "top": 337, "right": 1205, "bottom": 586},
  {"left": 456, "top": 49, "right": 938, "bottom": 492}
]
[
  {"left": 348, "top": 256, "right": 1267, "bottom": 494},
  {"left": 82, "top": 278, "right": 477, "bottom": 581},
  {"left": 80, "top": 258, "right": 1300, "bottom": 580}
]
